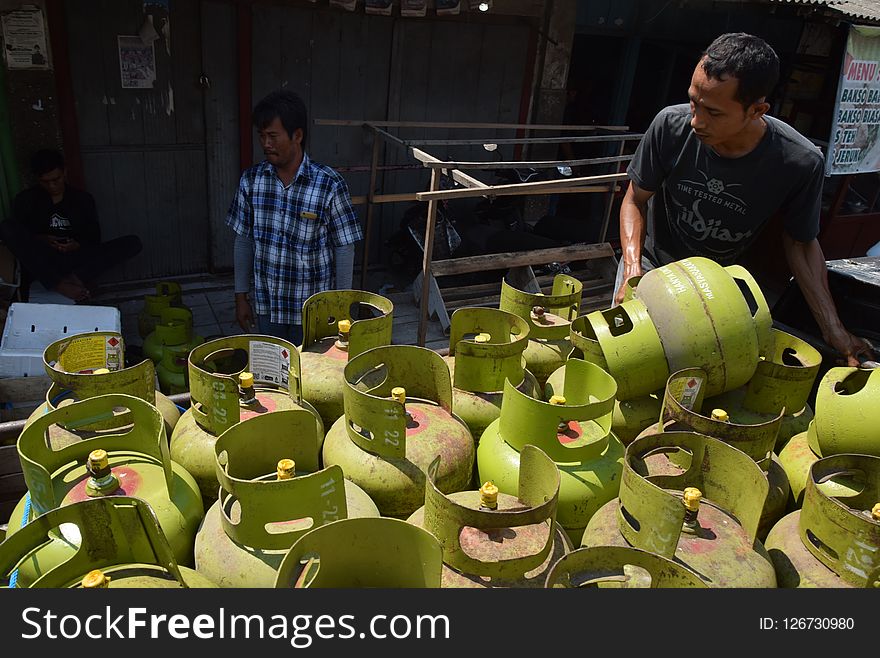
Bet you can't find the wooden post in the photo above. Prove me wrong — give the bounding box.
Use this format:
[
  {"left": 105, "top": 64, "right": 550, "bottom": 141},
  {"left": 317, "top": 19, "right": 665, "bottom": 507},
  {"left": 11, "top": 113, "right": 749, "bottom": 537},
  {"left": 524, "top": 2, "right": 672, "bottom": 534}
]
[
  {"left": 359, "top": 128, "right": 382, "bottom": 290},
  {"left": 599, "top": 138, "right": 627, "bottom": 243},
  {"left": 417, "top": 170, "right": 442, "bottom": 347}
]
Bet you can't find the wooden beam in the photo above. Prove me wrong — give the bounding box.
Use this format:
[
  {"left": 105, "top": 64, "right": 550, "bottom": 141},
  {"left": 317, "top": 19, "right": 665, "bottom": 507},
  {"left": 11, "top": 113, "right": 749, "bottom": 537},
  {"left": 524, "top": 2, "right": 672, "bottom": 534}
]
[
  {"left": 409, "top": 148, "right": 489, "bottom": 190},
  {"left": 417, "top": 170, "right": 442, "bottom": 347},
  {"left": 359, "top": 131, "right": 382, "bottom": 290},
  {"left": 431, "top": 243, "right": 615, "bottom": 277},
  {"left": 316, "top": 119, "right": 629, "bottom": 131},
  {"left": 404, "top": 134, "right": 643, "bottom": 147},
  {"left": 420, "top": 154, "right": 633, "bottom": 170},
  {"left": 350, "top": 192, "right": 420, "bottom": 206},
  {"left": 415, "top": 173, "right": 629, "bottom": 201}
]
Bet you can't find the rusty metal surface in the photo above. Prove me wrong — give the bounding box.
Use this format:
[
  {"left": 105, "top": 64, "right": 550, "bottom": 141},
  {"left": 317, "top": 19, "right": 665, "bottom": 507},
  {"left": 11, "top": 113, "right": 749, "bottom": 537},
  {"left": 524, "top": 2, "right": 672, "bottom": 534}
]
[
  {"left": 660, "top": 368, "right": 782, "bottom": 467},
  {"left": 583, "top": 496, "right": 776, "bottom": 587},
  {"left": 616, "top": 432, "right": 768, "bottom": 559},
  {"left": 546, "top": 367, "right": 661, "bottom": 446},
  {"left": 196, "top": 479, "right": 378, "bottom": 588},
  {"left": 301, "top": 290, "right": 393, "bottom": 359},
  {"left": 0, "top": 497, "right": 211, "bottom": 588},
  {"left": 448, "top": 356, "right": 540, "bottom": 442},
  {"left": 323, "top": 400, "right": 474, "bottom": 518},
  {"left": 170, "top": 388, "right": 318, "bottom": 505},
  {"left": 274, "top": 517, "right": 443, "bottom": 588},
  {"left": 799, "top": 455, "right": 880, "bottom": 587},
  {"left": 765, "top": 511, "right": 849, "bottom": 588},
  {"left": 545, "top": 545, "right": 707, "bottom": 588},
  {"left": 447, "top": 308, "right": 530, "bottom": 394},
  {"left": 415, "top": 446, "right": 561, "bottom": 584}
]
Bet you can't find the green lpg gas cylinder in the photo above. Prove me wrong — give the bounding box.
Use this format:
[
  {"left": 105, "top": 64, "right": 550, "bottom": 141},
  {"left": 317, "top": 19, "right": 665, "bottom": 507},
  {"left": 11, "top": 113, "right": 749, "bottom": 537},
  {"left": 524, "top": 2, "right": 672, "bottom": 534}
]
[
  {"left": 499, "top": 274, "right": 582, "bottom": 387},
  {"left": 143, "top": 306, "right": 204, "bottom": 370},
  {"left": 322, "top": 345, "right": 474, "bottom": 518},
  {"left": 780, "top": 365, "right": 880, "bottom": 509},
  {"left": 581, "top": 257, "right": 772, "bottom": 399},
  {"left": 582, "top": 432, "right": 777, "bottom": 588},
  {"left": 7, "top": 394, "right": 203, "bottom": 586},
  {"left": 23, "top": 332, "right": 180, "bottom": 449},
  {"left": 299, "top": 290, "right": 394, "bottom": 429},
  {"left": 157, "top": 344, "right": 189, "bottom": 395},
  {"left": 546, "top": 315, "right": 661, "bottom": 446},
  {"left": 442, "top": 307, "right": 540, "bottom": 443},
  {"left": 545, "top": 545, "right": 708, "bottom": 588},
  {"left": 275, "top": 517, "right": 443, "bottom": 588},
  {"left": 765, "top": 454, "right": 880, "bottom": 588},
  {"left": 195, "top": 410, "right": 379, "bottom": 588},
  {"left": 478, "top": 359, "right": 624, "bottom": 545},
  {"left": 636, "top": 368, "right": 789, "bottom": 539},
  {"left": 706, "top": 329, "right": 821, "bottom": 452},
  {"left": 170, "top": 335, "right": 324, "bottom": 504},
  {"left": 407, "top": 446, "right": 571, "bottom": 588},
  {"left": 1, "top": 497, "right": 215, "bottom": 588},
  {"left": 138, "top": 281, "right": 183, "bottom": 339}
]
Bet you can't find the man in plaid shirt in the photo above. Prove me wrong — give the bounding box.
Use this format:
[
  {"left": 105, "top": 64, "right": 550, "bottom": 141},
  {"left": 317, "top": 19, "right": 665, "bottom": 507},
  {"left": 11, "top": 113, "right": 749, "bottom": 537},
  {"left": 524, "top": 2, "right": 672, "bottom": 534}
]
[{"left": 227, "top": 89, "right": 363, "bottom": 345}]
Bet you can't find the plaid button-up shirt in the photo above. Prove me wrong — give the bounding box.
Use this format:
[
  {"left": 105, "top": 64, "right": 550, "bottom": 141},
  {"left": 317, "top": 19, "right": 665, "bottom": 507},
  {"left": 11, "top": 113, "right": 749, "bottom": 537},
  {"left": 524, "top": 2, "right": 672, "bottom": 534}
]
[{"left": 226, "top": 154, "right": 363, "bottom": 324}]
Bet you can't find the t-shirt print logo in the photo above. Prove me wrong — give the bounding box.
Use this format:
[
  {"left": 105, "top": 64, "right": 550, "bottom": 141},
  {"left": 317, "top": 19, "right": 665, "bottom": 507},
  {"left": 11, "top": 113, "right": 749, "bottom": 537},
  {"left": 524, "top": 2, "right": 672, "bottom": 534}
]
[
  {"left": 676, "top": 199, "right": 754, "bottom": 244},
  {"left": 49, "top": 212, "right": 71, "bottom": 230},
  {"left": 677, "top": 171, "right": 747, "bottom": 216}
]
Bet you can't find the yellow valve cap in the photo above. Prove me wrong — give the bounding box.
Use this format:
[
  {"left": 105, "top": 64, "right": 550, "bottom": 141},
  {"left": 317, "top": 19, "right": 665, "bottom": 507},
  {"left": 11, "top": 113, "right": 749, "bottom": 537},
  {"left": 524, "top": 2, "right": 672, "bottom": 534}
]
[
  {"left": 239, "top": 372, "right": 254, "bottom": 388},
  {"left": 93, "top": 368, "right": 111, "bottom": 375},
  {"left": 391, "top": 387, "right": 406, "bottom": 404},
  {"left": 710, "top": 409, "right": 729, "bottom": 422},
  {"left": 549, "top": 395, "right": 566, "bottom": 406},
  {"left": 277, "top": 459, "right": 296, "bottom": 480},
  {"left": 82, "top": 569, "right": 111, "bottom": 589},
  {"left": 872, "top": 503, "right": 880, "bottom": 521},
  {"left": 88, "top": 449, "right": 109, "bottom": 471},
  {"left": 683, "top": 487, "right": 702, "bottom": 512},
  {"left": 474, "top": 333, "right": 491, "bottom": 343},
  {"left": 338, "top": 319, "right": 351, "bottom": 335},
  {"left": 480, "top": 481, "right": 499, "bottom": 508}
]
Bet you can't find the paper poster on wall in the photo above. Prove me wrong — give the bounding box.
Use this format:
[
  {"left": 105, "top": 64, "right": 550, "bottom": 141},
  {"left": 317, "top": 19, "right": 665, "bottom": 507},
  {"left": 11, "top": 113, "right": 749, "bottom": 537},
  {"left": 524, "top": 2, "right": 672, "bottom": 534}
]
[
  {"left": 1, "top": 7, "right": 49, "bottom": 70},
  {"left": 365, "top": 0, "right": 393, "bottom": 15},
  {"left": 401, "top": 0, "right": 427, "bottom": 17},
  {"left": 826, "top": 25, "right": 880, "bottom": 174},
  {"left": 437, "top": 0, "right": 461, "bottom": 15},
  {"left": 118, "top": 35, "right": 156, "bottom": 89}
]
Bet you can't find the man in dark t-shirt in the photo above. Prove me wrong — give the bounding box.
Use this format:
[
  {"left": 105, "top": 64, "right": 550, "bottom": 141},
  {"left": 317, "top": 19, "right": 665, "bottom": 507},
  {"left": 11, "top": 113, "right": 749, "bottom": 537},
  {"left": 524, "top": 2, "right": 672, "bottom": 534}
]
[
  {"left": 0, "top": 149, "right": 142, "bottom": 302},
  {"left": 616, "top": 33, "right": 873, "bottom": 366}
]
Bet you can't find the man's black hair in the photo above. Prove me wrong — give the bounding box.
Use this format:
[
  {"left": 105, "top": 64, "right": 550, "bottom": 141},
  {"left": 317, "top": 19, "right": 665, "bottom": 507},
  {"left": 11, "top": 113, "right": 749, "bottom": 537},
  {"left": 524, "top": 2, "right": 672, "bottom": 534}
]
[
  {"left": 702, "top": 33, "right": 779, "bottom": 108},
  {"left": 31, "top": 149, "right": 65, "bottom": 177},
  {"left": 252, "top": 89, "right": 308, "bottom": 145}
]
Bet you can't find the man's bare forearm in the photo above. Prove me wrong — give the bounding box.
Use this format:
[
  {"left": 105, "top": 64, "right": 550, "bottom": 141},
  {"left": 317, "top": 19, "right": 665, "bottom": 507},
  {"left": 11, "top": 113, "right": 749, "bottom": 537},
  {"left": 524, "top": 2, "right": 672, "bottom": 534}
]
[
  {"left": 782, "top": 236, "right": 843, "bottom": 340},
  {"left": 619, "top": 190, "right": 647, "bottom": 269}
]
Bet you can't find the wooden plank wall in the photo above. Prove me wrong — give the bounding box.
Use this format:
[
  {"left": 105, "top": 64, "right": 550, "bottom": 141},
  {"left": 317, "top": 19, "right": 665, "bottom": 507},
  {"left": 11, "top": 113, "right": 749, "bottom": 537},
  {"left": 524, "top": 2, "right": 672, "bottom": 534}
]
[{"left": 65, "top": 0, "right": 210, "bottom": 281}]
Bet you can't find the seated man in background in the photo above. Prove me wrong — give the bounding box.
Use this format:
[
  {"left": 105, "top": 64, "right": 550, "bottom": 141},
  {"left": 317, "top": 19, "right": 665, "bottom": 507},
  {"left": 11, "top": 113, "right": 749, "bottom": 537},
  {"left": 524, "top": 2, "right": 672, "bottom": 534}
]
[{"left": 0, "top": 149, "right": 142, "bottom": 302}]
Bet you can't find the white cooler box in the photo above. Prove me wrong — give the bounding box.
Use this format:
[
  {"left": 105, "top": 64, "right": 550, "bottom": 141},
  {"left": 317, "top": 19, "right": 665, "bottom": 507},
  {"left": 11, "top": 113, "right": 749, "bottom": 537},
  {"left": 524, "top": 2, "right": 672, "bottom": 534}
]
[{"left": 0, "top": 303, "right": 122, "bottom": 378}]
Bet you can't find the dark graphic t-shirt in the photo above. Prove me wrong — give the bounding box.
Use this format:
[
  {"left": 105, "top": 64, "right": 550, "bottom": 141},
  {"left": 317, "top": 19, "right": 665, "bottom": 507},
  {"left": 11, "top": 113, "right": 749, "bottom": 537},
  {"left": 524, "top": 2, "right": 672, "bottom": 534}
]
[
  {"left": 627, "top": 104, "right": 825, "bottom": 266},
  {"left": 12, "top": 185, "right": 101, "bottom": 244}
]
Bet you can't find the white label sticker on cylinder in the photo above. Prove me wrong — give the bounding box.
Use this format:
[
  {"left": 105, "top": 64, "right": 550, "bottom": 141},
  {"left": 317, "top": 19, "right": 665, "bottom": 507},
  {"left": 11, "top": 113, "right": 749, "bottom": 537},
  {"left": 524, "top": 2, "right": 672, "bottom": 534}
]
[{"left": 249, "top": 341, "right": 290, "bottom": 387}]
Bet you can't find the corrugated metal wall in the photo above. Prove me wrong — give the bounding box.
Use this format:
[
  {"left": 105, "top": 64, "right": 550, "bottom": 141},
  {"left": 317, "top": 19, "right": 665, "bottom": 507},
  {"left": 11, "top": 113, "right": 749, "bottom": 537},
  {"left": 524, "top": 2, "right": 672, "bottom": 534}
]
[
  {"left": 62, "top": 1, "right": 533, "bottom": 280},
  {"left": 65, "top": 0, "right": 210, "bottom": 281},
  {"left": 250, "top": 4, "right": 531, "bottom": 269}
]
